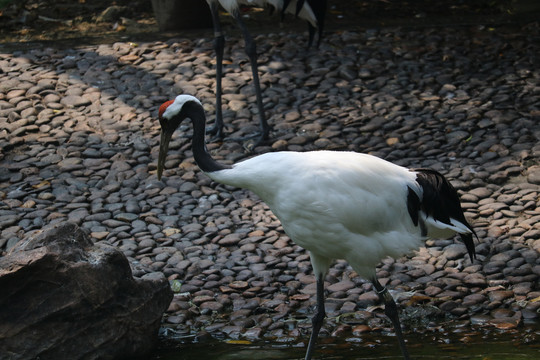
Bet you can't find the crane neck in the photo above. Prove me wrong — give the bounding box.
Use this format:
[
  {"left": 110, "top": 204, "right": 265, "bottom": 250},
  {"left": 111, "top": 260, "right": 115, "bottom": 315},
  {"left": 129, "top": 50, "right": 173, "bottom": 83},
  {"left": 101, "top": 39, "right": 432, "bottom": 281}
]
[{"left": 189, "top": 103, "right": 231, "bottom": 173}]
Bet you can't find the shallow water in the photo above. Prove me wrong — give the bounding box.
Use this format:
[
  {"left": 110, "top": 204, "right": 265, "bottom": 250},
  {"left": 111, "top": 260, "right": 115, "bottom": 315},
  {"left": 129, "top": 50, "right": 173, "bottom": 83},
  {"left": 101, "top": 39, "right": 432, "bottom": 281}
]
[{"left": 155, "top": 324, "right": 540, "bottom": 360}]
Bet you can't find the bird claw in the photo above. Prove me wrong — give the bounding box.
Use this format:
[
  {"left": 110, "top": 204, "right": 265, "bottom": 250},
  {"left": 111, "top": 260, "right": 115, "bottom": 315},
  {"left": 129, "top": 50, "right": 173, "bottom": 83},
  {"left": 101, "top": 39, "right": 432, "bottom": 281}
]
[
  {"left": 243, "top": 138, "right": 257, "bottom": 153},
  {"left": 242, "top": 132, "right": 269, "bottom": 152},
  {"left": 209, "top": 131, "right": 225, "bottom": 143},
  {"left": 205, "top": 124, "right": 224, "bottom": 139},
  {"left": 206, "top": 121, "right": 235, "bottom": 142}
]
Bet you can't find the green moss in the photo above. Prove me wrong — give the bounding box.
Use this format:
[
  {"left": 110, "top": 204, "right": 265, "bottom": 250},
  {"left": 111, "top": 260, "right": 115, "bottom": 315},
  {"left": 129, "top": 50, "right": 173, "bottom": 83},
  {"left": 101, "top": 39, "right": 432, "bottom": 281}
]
[{"left": 0, "top": 0, "right": 14, "bottom": 10}]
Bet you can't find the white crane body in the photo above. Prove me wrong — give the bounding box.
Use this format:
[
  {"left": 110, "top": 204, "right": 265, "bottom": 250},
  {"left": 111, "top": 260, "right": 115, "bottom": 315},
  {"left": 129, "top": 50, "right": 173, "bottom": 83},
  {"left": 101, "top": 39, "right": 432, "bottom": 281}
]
[
  {"left": 208, "top": 150, "right": 464, "bottom": 278},
  {"left": 157, "top": 95, "right": 477, "bottom": 360}
]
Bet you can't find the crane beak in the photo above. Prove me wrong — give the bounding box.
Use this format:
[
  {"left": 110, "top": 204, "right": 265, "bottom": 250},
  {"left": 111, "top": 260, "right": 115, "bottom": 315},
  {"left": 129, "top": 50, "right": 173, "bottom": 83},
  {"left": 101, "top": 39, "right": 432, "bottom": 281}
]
[{"left": 157, "top": 127, "right": 173, "bottom": 180}]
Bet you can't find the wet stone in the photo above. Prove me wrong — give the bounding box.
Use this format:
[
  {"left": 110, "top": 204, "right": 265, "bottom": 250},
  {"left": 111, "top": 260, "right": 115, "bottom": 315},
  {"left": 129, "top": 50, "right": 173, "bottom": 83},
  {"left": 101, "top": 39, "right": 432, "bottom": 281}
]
[
  {"left": 488, "top": 290, "right": 514, "bottom": 303},
  {"left": 443, "top": 244, "right": 468, "bottom": 260},
  {"left": 115, "top": 213, "right": 138, "bottom": 222}
]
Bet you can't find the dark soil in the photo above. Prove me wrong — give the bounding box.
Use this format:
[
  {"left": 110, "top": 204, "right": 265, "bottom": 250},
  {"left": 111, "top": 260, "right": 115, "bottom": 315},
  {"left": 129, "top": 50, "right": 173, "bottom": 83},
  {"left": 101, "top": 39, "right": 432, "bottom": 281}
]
[
  {"left": 0, "top": 0, "right": 155, "bottom": 45},
  {"left": 1, "top": 0, "right": 539, "bottom": 49}
]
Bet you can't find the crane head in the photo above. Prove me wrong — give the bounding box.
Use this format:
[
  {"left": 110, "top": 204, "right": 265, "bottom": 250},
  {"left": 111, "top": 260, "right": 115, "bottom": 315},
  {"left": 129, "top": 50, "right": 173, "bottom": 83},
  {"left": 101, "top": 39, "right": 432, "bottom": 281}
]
[{"left": 156, "top": 95, "right": 202, "bottom": 180}]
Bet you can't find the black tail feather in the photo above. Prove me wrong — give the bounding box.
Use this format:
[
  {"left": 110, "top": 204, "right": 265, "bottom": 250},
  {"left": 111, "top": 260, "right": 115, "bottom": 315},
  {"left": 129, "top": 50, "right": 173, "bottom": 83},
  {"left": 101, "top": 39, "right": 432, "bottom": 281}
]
[
  {"left": 409, "top": 168, "right": 477, "bottom": 261},
  {"left": 460, "top": 232, "right": 476, "bottom": 262}
]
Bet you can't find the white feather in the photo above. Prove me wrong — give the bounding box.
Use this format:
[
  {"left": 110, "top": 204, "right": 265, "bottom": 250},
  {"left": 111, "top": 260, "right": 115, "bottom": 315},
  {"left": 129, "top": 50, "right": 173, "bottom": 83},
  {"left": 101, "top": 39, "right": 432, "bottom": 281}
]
[
  {"left": 162, "top": 95, "right": 201, "bottom": 120},
  {"left": 209, "top": 151, "right": 425, "bottom": 279}
]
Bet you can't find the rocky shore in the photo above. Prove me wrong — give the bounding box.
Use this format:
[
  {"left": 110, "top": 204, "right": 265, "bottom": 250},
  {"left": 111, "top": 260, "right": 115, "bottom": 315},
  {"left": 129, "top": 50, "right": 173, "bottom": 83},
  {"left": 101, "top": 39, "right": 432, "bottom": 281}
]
[{"left": 1, "top": 18, "right": 539, "bottom": 346}]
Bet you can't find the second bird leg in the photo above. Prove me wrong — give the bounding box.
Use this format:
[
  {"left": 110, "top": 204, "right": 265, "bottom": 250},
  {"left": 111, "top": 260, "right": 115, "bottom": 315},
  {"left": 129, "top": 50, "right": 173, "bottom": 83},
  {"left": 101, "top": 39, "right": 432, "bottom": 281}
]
[
  {"left": 304, "top": 274, "right": 325, "bottom": 360},
  {"left": 207, "top": 1, "right": 226, "bottom": 139},
  {"left": 232, "top": 12, "right": 270, "bottom": 145},
  {"left": 372, "top": 278, "right": 411, "bottom": 360}
]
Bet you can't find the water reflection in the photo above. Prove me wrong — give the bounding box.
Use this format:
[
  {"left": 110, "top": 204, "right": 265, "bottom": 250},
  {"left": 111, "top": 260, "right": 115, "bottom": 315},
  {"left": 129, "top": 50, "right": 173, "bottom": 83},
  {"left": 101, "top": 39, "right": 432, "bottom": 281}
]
[{"left": 156, "top": 324, "right": 540, "bottom": 360}]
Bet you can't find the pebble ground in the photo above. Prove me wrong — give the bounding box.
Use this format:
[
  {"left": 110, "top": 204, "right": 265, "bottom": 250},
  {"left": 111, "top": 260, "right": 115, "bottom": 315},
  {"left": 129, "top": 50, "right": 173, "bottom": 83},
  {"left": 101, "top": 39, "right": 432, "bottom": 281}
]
[{"left": 1, "top": 18, "right": 539, "bottom": 345}]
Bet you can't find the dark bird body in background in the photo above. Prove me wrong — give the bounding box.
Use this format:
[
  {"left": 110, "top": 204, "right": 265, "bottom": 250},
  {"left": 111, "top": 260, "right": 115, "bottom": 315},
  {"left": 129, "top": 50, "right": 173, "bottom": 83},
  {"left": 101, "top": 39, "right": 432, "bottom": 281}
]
[
  {"left": 205, "top": 0, "right": 327, "bottom": 145},
  {"left": 157, "top": 95, "right": 478, "bottom": 360}
]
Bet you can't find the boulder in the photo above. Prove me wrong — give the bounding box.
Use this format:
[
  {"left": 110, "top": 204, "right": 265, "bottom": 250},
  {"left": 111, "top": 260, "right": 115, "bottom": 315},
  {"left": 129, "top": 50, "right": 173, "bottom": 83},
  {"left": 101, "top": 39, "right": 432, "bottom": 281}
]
[
  {"left": 0, "top": 223, "right": 173, "bottom": 360},
  {"left": 151, "top": 0, "right": 212, "bottom": 31}
]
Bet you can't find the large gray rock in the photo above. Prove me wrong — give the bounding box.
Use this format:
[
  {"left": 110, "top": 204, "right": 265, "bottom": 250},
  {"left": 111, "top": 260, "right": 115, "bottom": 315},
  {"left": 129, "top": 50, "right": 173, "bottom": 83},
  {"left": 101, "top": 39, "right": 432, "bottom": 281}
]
[{"left": 0, "top": 223, "right": 173, "bottom": 360}]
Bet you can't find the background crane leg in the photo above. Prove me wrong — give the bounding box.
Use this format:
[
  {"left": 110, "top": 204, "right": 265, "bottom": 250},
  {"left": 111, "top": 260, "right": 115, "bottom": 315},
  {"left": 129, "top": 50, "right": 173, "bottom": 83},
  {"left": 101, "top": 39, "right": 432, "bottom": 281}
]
[
  {"left": 232, "top": 13, "right": 270, "bottom": 145},
  {"left": 207, "top": 1, "right": 225, "bottom": 138}
]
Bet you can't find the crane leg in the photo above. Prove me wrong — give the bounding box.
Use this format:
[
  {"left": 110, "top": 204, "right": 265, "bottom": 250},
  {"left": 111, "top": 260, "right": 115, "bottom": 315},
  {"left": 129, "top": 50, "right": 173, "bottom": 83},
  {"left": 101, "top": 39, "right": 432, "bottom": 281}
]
[
  {"left": 372, "top": 279, "right": 411, "bottom": 360},
  {"left": 304, "top": 274, "right": 325, "bottom": 360},
  {"left": 232, "top": 13, "right": 270, "bottom": 146},
  {"left": 207, "top": 1, "right": 225, "bottom": 139}
]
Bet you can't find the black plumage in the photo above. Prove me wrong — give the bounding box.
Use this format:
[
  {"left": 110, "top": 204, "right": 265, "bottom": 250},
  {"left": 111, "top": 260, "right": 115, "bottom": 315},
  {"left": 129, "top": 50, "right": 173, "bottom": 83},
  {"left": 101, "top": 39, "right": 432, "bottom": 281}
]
[{"left": 407, "top": 168, "right": 477, "bottom": 261}]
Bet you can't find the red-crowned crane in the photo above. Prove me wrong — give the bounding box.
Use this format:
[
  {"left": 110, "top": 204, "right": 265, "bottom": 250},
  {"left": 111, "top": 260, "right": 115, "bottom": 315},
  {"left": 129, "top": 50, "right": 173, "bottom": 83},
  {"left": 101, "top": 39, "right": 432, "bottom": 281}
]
[
  {"left": 205, "top": 0, "right": 327, "bottom": 144},
  {"left": 156, "top": 95, "right": 477, "bottom": 360}
]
